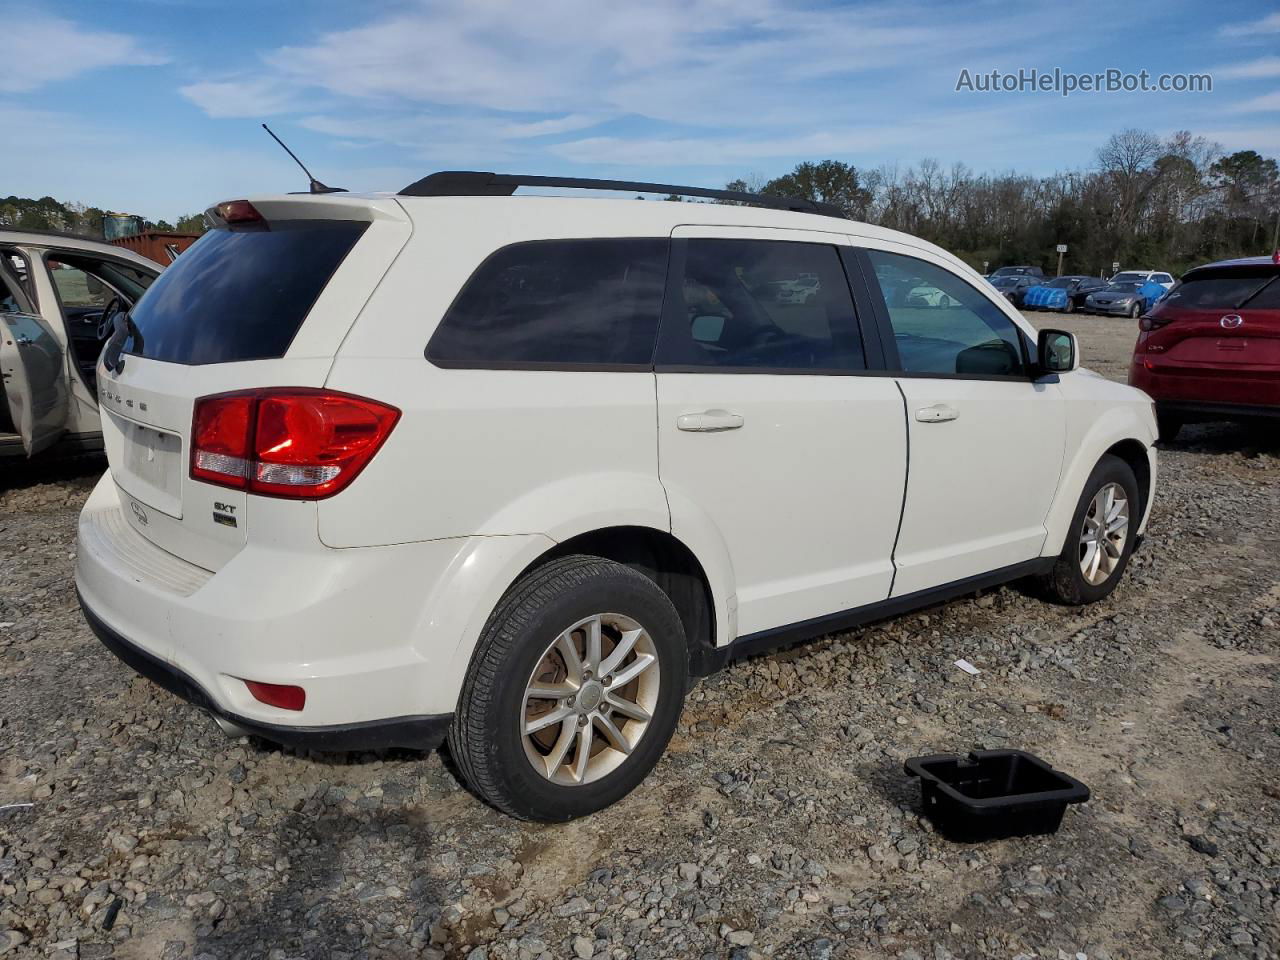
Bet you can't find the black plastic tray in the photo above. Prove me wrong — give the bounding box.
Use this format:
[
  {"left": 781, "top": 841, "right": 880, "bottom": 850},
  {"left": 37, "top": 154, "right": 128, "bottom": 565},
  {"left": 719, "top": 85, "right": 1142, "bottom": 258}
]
[{"left": 904, "top": 749, "right": 1089, "bottom": 842}]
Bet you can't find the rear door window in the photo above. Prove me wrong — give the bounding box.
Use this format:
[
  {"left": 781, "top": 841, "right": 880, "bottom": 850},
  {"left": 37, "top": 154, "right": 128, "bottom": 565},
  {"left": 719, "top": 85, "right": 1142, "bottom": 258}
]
[
  {"left": 427, "top": 238, "right": 668, "bottom": 368},
  {"left": 125, "top": 220, "right": 368, "bottom": 364},
  {"left": 655, "top": 238, "right": 865, "bottom": 371}
]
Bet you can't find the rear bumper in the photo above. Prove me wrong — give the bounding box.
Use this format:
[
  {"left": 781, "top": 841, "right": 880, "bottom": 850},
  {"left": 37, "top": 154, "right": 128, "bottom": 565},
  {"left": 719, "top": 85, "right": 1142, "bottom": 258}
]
[
  {"left": 79, "top": 590, "right": 451, "bottom": 751},
  {"left": 73, "top": 473, "right": 540, "bottom": 740},
  {"left": 1155, "top": 399, "right": 1280, "bottom": 421},
  {"left": 1129, "top": 360, "right": 1280, "bottom": 411}
]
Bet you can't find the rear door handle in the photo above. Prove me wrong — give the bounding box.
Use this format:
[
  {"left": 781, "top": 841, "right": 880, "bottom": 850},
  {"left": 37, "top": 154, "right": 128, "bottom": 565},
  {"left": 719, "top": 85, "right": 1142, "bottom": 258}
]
[
  {"left": 677, "top": 409, "right": 744, "bottom": 432},
  {"left": 915, "top": 403, "right": 958, "bottom": 423}
]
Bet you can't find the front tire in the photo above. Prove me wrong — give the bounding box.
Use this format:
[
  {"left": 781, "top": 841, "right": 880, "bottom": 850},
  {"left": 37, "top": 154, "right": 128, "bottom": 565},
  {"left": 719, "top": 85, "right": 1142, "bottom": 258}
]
[
  {"left": 1061, "top": 297, "right": 1075, "bottom": 314},
  {"left": 1039, "top": 455, "right": 1140, "bottom": 605},
  {"left": 448, "top": 555, "right": 688, "bottom": 821},
  {"left": 1129, "top": 301, "right": 1142, "bottom": 318}
]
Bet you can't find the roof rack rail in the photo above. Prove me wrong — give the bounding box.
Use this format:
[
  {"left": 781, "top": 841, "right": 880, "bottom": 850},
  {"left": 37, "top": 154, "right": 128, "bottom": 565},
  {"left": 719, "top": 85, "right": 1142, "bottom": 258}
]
[{"left": 397, "top": 171, "right": 850, "bottom": 219}]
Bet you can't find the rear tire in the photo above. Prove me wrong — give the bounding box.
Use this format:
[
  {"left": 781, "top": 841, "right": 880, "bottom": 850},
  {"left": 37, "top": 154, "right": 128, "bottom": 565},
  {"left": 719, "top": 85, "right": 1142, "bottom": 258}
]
[
  {"left": 448, "top": 555, "right": 687, "bottom": 821},
  {"left": 1156, "top": 411, "right": 1183, "bottom": 443},
  {"left": 1038, "top": 455, "right": 1140, "bottom": 606}
]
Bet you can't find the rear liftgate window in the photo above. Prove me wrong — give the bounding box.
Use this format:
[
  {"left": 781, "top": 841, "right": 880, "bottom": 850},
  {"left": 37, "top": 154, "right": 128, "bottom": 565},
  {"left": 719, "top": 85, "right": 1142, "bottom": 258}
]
[
  {"left": 426, "top": 238, "right": 668, "bottom": 368},
  {"left": 1162, "top": 270, "right": 1280, "bottom": 310},
  {"left": 124, "top": 220, "right": 369, "bottom": 364}
]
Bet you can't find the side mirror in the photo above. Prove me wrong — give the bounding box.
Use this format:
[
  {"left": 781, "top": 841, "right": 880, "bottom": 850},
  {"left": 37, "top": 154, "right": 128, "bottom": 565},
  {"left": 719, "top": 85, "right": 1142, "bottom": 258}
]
[{"left": 1037, "top": 328, "right": 1079, "bottom": 374}]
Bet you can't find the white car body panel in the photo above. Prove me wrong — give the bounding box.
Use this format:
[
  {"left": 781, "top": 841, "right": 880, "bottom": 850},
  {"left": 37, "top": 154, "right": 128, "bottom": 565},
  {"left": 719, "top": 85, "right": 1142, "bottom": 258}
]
[
  {"left": 889, "top": 376, "right": 1065, "bottom": 596},
  {"left": 657, "top": 370, "right": 906, "bottom": 636},
  {"left": 74, "top": 192, "right": 1158, "bottom": 741}
]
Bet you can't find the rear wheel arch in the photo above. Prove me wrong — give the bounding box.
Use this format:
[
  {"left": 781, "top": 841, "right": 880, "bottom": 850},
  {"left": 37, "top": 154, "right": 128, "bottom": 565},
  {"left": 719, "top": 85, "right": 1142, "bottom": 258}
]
[{"left": 519, "top": 526, "right": 721, "bottom": 678}]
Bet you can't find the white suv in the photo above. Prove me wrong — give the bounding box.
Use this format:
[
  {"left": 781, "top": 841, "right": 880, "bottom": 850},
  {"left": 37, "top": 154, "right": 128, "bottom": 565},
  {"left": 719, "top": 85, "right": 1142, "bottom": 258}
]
[{"left": 75, "top": 173, "right": 1158, "bottom": 821}]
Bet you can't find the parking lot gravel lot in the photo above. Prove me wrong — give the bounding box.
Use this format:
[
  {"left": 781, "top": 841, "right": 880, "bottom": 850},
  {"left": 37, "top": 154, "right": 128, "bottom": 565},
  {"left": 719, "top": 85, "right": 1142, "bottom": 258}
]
[{"left": 2, "top": 313, "right": 1278, "bottom": 960}]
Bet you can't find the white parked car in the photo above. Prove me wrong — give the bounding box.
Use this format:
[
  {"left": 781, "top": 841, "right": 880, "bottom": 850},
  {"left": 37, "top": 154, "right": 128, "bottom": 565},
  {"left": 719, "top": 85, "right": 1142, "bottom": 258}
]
[
  {"left": 75, "top": 174, "right": 1158, "bottom": 821},
  {"left": 1, "top": 231, "right": 160, "bottom": 458},
  {"left": 1110, "top": 270, "right": 1175, "bottom": 291}
]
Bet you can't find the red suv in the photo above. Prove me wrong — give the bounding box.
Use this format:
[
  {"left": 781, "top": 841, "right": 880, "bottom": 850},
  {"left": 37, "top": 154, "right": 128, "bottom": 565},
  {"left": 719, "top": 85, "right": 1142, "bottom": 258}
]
[{"left": 1129, "top": 253, "right": 1280, "bottom": 441}]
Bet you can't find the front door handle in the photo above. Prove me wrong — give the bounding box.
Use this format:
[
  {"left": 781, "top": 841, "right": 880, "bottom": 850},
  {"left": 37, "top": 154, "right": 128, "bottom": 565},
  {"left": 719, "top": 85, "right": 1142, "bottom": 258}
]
[
  {"left": 677, "top": 409, "right": 744, "bottom": 432},
  {"left": 915, "top": 403, "right": 958, "bottom": 423}
]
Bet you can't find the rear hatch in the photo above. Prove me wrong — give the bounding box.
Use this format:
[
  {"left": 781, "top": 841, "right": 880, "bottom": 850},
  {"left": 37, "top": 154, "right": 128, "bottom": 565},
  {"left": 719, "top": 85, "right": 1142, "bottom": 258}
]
[
  {"left": 98, "top": 195, "right": 411, "bottom": 570},
  {"left": 1146, "top": 265, "right": 1280, "bottom": 372}
]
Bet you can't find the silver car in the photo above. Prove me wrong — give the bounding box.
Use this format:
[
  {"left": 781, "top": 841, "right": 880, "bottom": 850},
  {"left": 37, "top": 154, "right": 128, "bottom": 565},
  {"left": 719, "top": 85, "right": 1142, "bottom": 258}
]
[{"left": 1, "top": 231, "right": 161, "bottom": 459}]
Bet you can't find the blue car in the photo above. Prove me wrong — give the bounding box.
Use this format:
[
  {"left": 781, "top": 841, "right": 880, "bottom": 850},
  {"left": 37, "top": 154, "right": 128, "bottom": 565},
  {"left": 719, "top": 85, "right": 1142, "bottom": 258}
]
[{"left": 1023, "top": 275, "right": 1109, "bottom": 313}]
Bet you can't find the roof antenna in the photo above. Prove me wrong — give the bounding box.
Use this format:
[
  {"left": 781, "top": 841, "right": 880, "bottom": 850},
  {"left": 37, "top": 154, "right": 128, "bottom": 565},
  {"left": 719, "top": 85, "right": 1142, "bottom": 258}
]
[{"left": 261, "top": 123, "right": 346, "bottom": 194}]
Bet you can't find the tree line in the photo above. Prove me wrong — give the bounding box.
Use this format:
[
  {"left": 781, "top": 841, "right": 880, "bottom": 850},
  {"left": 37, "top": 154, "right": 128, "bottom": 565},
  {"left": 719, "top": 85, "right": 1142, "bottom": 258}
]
[
  {"left": 0, "top": 196, "right": 206, "bottom": 238},
  {"left": 721, "top": 129, "right": 1279, "bottom": 276}
]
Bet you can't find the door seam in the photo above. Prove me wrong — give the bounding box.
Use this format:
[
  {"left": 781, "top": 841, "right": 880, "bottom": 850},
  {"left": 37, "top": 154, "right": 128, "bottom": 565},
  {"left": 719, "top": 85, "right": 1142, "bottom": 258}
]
[{"left": 888, "top": 379, "right": 911, "bottom": 597}]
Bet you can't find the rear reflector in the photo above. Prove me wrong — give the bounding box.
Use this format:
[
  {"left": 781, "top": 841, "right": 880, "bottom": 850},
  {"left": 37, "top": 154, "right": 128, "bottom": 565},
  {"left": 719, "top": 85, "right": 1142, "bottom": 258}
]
[
  {"left": 244, "top": 680, "right": 306, "bottom": 711},
  {"left": 191, "top": 389, "right": 399, "bottom": 499}
]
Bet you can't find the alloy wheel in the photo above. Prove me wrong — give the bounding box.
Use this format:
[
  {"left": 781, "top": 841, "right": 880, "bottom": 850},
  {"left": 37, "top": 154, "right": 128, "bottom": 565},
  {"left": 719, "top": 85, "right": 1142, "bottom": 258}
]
[
  {"left": 1079, "top": 482, "right": 1129, "bottom": 586},
  {"left": 520, "top": 613, "right": 660, "bottom": 786}
]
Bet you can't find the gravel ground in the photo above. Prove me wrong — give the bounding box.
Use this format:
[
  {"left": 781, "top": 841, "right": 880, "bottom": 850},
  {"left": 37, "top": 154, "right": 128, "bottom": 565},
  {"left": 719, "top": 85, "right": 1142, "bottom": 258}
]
[{"left": 2, "top": 313, "right": 1278, "bottom": 960}]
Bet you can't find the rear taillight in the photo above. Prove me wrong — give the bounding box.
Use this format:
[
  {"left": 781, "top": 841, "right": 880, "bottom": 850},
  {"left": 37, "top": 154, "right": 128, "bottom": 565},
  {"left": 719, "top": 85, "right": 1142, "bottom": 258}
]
[
  {"left": 1139, "top": 314, "right": 1173, "bottom": 332},
  {"left": 191, "top": 389, "right": 399, "bottom": 499}
]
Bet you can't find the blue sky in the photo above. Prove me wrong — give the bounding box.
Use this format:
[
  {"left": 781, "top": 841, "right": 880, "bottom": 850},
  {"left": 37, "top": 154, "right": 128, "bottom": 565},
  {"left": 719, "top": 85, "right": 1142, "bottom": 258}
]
[{"left": 4, "top": 0, "right": 1280, "bottom": 222}]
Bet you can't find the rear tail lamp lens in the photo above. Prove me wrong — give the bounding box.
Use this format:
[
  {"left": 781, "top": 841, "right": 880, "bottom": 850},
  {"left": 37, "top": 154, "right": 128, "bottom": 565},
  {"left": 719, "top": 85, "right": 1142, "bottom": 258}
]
[
  {"left": 1139, "top": 314, "right": 1173, "bottom": 332},
  {"left": 191, "top": 394, "right": 254, "bottom": 487},
  {"left": 190, "top": 389, "right": 399, "bottom": 499},
  {"left": 243, "top": 680, "right": 306, "bottom": 711}
]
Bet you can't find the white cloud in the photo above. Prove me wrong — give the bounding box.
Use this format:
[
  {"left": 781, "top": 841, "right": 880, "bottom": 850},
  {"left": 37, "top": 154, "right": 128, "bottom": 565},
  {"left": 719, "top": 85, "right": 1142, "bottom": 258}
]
[
  {"left": 0, "top": 12, "right": 167, "bottom": 92},
  {"left": 1213, "top": 56, "right": 1280, "bottom": 79},
  {"left": 178, "top": 77, "right": 302, "bottom": 119},
  {"left": 1199, "top": 125, "right": 1280, "bottom": 154},
  {"left": 178, "top": 0, "right": 1057, "bottom": 141},
  {"left": 1219, "top": 11, "right": 1280, "bottom": 37},
  {"left": 1227, "top": 90, "right": 1280, "bottom": 113}
]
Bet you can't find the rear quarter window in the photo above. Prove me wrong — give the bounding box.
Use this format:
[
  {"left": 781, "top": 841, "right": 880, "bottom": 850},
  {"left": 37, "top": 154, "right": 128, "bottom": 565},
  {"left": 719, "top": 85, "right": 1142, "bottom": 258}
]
[
  {"left": 427, "top": 238, "right": 668, "bottom": 368},
  {"left": 125, "top": 220, "right": 368, "bottom": 364}
]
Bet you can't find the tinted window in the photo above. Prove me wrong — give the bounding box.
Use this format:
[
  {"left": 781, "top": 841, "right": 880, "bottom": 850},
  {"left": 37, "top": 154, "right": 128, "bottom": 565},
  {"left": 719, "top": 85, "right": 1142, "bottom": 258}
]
[
  {"left": 867, "top": 250, "right": 1025, "bottom": 377},
  {"left": 1162, "top": 271, "right": 1280, "bottom": 310},
  {"left": 125, "top": 220, "right": 368, "bottom": 365},
  {"left": 656, "top": 239, "right": 863, "bottom": 371},
  {"left": 428, "top": 239, "right": 667, "bottom": 367}
]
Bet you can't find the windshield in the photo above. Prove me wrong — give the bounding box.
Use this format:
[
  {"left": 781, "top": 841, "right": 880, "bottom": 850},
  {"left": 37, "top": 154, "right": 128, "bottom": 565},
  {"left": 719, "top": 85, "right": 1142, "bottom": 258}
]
[
  {"left": 990, "top": 277, "right": 1018, "bottom": 287},
  {"left": 1103, "top": 282, "right": 1142, "bottom": 293},
  {"left": 125, "top": 219, "right": 368, "bottom": 364},
  {"left": 1046, "top": 277, "right": 1076, "bottom": 288},
  {"left": 1111, "top": 272, "right": 1145, "bottom": 283}
]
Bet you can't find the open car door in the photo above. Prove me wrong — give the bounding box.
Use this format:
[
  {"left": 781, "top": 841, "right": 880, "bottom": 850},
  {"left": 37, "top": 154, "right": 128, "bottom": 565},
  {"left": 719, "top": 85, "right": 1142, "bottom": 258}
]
[{"left": 1, "top": 263, "right": 68, "bottom": 456}]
